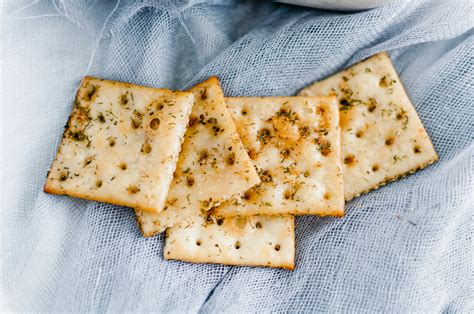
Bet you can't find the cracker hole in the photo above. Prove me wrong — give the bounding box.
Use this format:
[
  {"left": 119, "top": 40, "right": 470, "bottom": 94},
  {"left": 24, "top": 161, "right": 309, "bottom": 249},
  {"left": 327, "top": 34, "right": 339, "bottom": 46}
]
[
  {"left": 414, "top": 146, "right": 421, "bottom": 154},
  {"left": 340, "top": 98, "right": 349, "bottom": 107},
  {"left": 324, "top": 192, "right": 331, "bottom": 200},
  {"left": 130, "top": 117, "right": 141, "bottom": 129},
  {"left": 368, "top": 104, "right": 376, "bottom": 112},
  {"left": 150, "top": 118, "right": 160, "bottom": 130},
  {"left": 255, "top": 222, "right": 262, "bottom": 229},
  {"left": 141, "top": 141, "right": 152, "bottom": 154},
  {"left": 385, "top": 137, "right": 395, "bottom": 146},
  {"left": 71, "top": 131, "right": 86, "bottom": 141},
  {"left": 235, "top": 241, "right": 241, "bottom": 249},
  {"left": 260, "top": 170, "right": 273, "bottom": 183},
  {"left": 241, "top": 109, "right": 248, "bottom": 116},
  {"left": 59, "top": 171, "right": 68, "bottom": 181},
  {"left": 396, "top": 112, "right": 403, "bottom": 120},
  {"left": 248, "top": 149, "right": 258, "bottom": 160},
  {"left": 211, "top": 125, "right": 222, "bottom": 136},
  {"left": 95, "top": 180, "right": 102, "bottom": 188},
  {"left": 274, "top": 244, "right": 281, "bottom": 251},
  {"left": 280, "top": 148, "right": 290, "bottom": 158},
  {"left": 127, "top": 185, "right": 140, "bottom": 194},
  {"left": 284, "top": 190, "right": 292, "bottom": 200},
  {"left": 315, "top": 137, "right": 331, "bottom": 156},
  {"left": 372, "top": 164, "right": 380, "bottom": 172},
  {"left": 303, "top": 170, "right": 310, "bottom": 178},
  {"left": 196, "top": 240, "right": 201, "bottom": 246},
  {"left": 344, "top": 154, "right": 356, "bottom": 165},
  {"left": 119, "top": 163, "right": 127, "bottom": 170},
  {"left": 226, "top": 153, "right": 235, "bottom": 165},
  {"left": 242, "top": 191, "right": 252, "bottom": 201},
  {"left": 188, "top": 115, "right": 197, "bottom": 128},
  {"left": 198, "top": 151, "right": 209, "bottom": 164},
  {"left": 355, "top": 130, "right": 364, "bottom": 138},
  {"left": 108, "top": 138, "right": 116, "bottom": 147},
  {"left": 217, "top": 218, "right": 224, "bottom": 226},
  {"left": 235, "top": 218, "right": 247, "bottom": 229},
  {"left": 186, "top": 176, "right": 195, "bottom": 187},
  {"left": 321, "top": 148, "right": 330, "bottom": 157}
]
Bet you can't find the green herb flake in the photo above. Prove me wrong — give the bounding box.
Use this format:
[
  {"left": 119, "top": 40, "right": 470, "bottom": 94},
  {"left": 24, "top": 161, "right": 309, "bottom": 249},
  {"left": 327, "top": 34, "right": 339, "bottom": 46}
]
[
  {"left": 258, "top": 169, "right": 273, "bottom": 183},
  {"left": 275, "top": 108, "right": 298, "bottom": 124},
  {"left": 83, "top": 85, "right": 98, "bottom": 101},
  {"left": 257, "top": 128, "right": 272, "bottom": 145},
  {"left": 97, "top": 112, "right": 105, "bottom": 123}
]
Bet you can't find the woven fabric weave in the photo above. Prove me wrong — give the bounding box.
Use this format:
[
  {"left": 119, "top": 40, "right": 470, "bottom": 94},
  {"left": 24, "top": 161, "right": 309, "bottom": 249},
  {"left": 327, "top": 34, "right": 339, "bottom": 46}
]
[{"left": 2, "top": 0, "right": 473, "bottom": 312}]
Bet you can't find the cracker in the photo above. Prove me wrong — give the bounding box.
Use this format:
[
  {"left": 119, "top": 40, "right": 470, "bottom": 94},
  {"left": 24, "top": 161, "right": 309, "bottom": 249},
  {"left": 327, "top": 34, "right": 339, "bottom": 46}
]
[
  {"left": 44, "top": 76, "right": 194, "bottom": 214},
  {"left": 215, "top": 96, "right": 344, "bottom": 218},
  {"left": 164, "top": 214, "right": 295, "bottom": 269},
  {"left": 135, "top": 77, "right": 260, "bottom": 237},
  {"left": 299, "top": 52, "right": 438, "bottom": 200}
]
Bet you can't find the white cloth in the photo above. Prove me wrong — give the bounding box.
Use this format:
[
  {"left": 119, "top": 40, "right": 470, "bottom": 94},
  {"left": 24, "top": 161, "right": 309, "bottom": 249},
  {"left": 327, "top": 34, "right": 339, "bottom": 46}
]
[{"left": 2, "top": 0, "right": 473, "bottom": 312}]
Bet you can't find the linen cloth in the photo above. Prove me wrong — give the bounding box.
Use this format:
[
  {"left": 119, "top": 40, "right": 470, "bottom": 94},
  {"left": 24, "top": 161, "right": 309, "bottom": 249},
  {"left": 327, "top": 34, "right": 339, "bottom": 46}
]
[{"left": 2, "top": 0, "right": 473, "bottom": 312}]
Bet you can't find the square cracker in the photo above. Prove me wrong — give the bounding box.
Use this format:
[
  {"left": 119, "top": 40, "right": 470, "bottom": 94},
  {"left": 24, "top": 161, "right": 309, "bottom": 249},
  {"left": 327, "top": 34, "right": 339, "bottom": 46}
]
[
  {"left": 44, "top": 76, "right": 194, "bottom": 214},
  {"left": 215, "top": 96, "right": 344, "bottom": 218},
  {"left": 135, "top": 77, "right": 260, "bottom": 237},
  {"left": 165, "top": 214, "right": 295, "bottom": 270},
  {"left": 299, "top": 52, "right": 438, "bottom": 200}
]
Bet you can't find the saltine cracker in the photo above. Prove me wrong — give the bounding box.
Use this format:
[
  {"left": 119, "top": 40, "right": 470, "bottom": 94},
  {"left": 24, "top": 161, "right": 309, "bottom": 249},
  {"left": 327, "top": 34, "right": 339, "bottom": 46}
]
[
  {"left": 44, "top": 76, "right": 194, "bottom": 213},
  {"left": 299, "top": 52, "right": 438, "bottom": 200},
  {"left": 135, "top": 77, "right": 260, "bottom": 236},
  {"left": 216, "top": 96, "right": 344, "bottom": 218},
  {"left": 165, "top": 214, "right": 295, "bottom": 269}
]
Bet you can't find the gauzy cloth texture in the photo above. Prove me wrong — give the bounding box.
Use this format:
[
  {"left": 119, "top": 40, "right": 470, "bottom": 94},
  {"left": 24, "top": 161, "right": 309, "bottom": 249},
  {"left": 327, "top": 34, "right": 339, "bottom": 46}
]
[{"left": 2, "top": 0, "right": 474, "bottom": 312}]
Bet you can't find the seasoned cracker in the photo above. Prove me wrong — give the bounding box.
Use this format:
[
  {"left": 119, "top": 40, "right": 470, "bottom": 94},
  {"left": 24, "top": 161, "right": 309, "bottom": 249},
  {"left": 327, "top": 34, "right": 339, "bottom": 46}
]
[
  {"left": 135, "top": 77, "right": 260, "bottom": 237},
  {"left": 215, "top": 96, "right": 344, "bottom": 218},
  {"left": 165, "top": 214, "right": 295, "bottom": 269},
  {"left": 44, "top": 76, "right": 194, "bottom": 213},
  {"left": 299, "top": 52, "right": 438, "bottom": 200}
]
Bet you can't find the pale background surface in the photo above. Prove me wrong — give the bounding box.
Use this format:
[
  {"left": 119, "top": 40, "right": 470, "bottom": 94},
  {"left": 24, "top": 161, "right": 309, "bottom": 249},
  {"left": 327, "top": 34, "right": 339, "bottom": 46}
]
[{"left": 2, "top": 0, "right": 473, "bottom": 312}]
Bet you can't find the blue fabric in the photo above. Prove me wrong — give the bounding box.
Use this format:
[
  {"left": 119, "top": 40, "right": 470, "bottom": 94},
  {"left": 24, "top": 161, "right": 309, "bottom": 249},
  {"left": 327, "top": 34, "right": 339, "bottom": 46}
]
[{"left": 2, "top": 0, "right": 473, "bottom": 312}]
